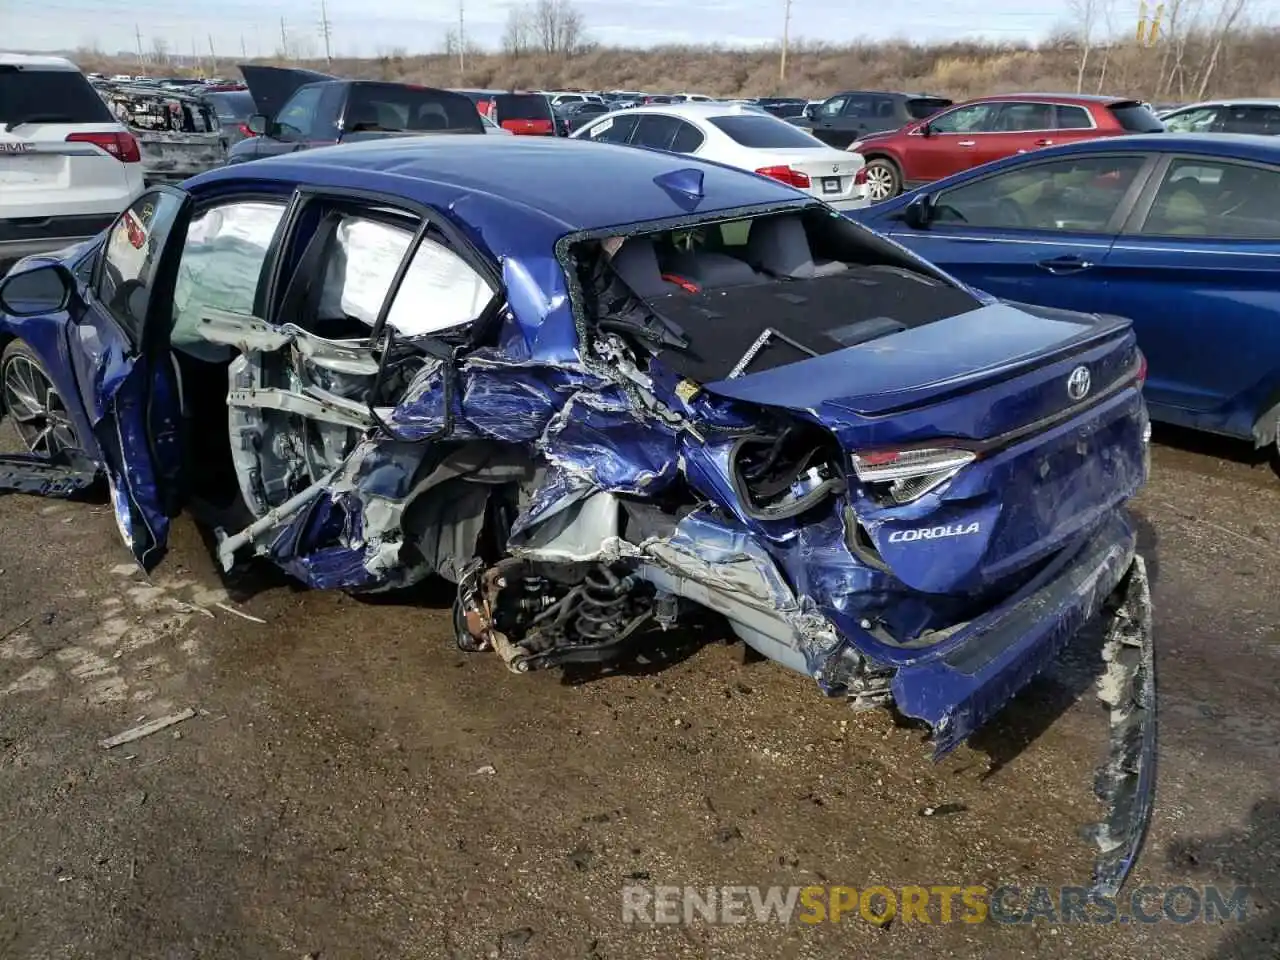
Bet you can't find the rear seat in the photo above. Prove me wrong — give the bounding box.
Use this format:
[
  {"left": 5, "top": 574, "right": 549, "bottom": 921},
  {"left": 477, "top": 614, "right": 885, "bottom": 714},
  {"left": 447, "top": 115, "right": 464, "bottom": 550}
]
[{"left": 746, "top": 214, "right": 847, "bottom": 279}]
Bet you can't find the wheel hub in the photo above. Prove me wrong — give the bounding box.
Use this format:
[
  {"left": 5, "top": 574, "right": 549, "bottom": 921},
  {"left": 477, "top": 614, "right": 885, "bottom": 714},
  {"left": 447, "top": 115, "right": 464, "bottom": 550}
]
[{"left": 2, "top": 355, "right": 77, "bottom": 458}]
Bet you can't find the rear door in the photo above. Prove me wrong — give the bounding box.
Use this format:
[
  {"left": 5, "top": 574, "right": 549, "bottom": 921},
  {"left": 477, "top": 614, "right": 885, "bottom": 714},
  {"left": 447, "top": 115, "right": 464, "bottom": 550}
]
[
  {"left": 0, "top": 64, "right": 135, "bottom": 221},
  {"left": 882, "top": 152, "right": 1154, "bottom": 315},
  {"left": 73, "top": 186, "right": 193, "bottom": 569},
  {"left": 1103, "top": 155, "right": 1280, "bottom": 431}
]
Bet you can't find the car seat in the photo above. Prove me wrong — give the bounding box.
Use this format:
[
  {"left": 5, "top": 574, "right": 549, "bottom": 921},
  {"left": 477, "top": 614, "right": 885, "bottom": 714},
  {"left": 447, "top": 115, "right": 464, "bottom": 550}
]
[{"left": 745, "top": 214, "right": 847, "bottom": 279}]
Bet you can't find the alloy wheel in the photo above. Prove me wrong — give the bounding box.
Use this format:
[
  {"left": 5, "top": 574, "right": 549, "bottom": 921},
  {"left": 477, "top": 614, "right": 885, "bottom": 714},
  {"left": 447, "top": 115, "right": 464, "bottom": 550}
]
[
  {"left": 1, "top": 353, "right": 78, "bottom": 458},
  {"left": 865, "top": 163, "right": 898, "bottom": 203}
]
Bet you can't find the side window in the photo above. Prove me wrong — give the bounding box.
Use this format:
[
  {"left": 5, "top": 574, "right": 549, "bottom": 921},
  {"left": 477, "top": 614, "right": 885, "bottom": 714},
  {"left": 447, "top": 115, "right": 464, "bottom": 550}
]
[
  {"left": 670, "top": 120, "right": 705, "bottom": 154},
  {"left": 584, "top": 113, "right": 639, "bottom": 144},
  {"left": 1140, "top": 159, "right": 1280, "bottom": 239},
  {"left": 841, "top": 96, "right": 873, "bottom": 118},
  {"left": 1055, "top": 105, "right": 1093, "bottom": 129},
  {"left": 994, "top": 102, "right": 1054, "bottom": 131},
  {"left": 629, "top": 114, "right": 682, "bottom": 150},
  {"left": 927, "top": 103, "right": 1000, "bottom": 134},
  {"left": 934, "top": 155, "right": 1146, "bottom": 232},
  {"left": 317, "top": 215, "right": 494, "bottom": 338},
  {"left": 819, "top": 97, "right": 847, "bottom": 118},
  {"left": 1161, "top": 107, "right": 1219, "bottom": 133},
  {"left": 97, "top": 190, "right": 186, "bottom": 344},
  {"left": 170, "top": 201, "right": 286, "bottom": 361},
  {"left": 275, "top": 85, "right": 324, "bottom": 140},
  {"left": 1219, "top": 106, "right": 1269, "bottom": 134}
]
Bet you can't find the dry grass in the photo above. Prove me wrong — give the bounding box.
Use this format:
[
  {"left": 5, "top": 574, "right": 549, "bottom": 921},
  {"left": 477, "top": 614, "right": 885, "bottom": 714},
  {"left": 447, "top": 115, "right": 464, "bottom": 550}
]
[{"left": 70, "top": 28, "right": 1280, "bottom": 102}]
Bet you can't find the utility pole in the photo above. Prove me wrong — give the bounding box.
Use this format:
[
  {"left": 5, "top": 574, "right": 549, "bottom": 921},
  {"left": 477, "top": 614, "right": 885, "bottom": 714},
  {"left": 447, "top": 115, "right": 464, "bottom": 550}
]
[
  {"left": 208, "top": 34, "right": 217, "bottom": 73},
  {"left": 779, "top": 0, "right": 792, "bottom": 89},
  {"left": 241, "top": 35, "right": 247, "bottom": 59},
  {"left": 192, "top": 37, "right": 199, "bottom": 76},
  {"left": 319, "top": 0, "right": 333, "bottom": 66},
  {"left": 280, "top": 17, "right": 289, "bottom": 60},
  {"left": 135, "top": 24, "right": 144, "bottom": 66},
  {"left": 458, "top": 0, "right": 466, "bottom": 76}
]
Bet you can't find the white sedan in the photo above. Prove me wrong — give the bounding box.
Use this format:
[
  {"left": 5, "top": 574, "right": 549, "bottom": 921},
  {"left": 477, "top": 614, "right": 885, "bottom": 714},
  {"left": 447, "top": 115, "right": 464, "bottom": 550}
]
[{"left": 571, "top": 103, "right": 868, "bottom": 211}]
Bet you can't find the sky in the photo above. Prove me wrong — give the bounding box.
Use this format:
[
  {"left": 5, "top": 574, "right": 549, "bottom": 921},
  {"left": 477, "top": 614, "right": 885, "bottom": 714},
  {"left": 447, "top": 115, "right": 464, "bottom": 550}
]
[{"left": 2, "top": 0, "right": 1084, "bottom": 58}]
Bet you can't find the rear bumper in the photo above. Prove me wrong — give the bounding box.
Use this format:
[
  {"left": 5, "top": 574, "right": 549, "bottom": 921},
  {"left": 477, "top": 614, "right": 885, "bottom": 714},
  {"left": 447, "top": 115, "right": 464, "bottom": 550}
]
[
  {"left": 0, "top": 214, "right": 115, "bottom": 273},
  {"left": 890, "top": 512, "right": 1139, "bottom": 755},
  {"left": 828, "top": 195, "right": 870, "bottom": 211}
]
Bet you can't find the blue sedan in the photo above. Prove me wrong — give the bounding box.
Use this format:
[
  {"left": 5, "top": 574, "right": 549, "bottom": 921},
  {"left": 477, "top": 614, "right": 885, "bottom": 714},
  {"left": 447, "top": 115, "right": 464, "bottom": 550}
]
[
  {"left": 0, "top": 137, "right": 1155, "bottom": 891},
  {"left": 850, "top": 133, "right": 1280, "bottom": 455}
]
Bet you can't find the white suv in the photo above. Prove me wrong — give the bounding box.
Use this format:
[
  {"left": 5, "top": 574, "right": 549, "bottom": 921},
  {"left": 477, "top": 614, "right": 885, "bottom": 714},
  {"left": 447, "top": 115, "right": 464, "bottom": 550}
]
[{"left": 1, "top": 54, "right": 145, "bottom": 271}]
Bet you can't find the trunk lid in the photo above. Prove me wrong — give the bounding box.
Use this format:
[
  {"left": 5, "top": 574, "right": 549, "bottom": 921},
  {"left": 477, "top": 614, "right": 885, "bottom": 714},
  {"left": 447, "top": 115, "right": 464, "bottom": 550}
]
[
  {"left": 238, "top": 64, "right": 335, "bottom": 122},
  {"left": 704, "top": 301, "right": 1148, "bottom": 596}
]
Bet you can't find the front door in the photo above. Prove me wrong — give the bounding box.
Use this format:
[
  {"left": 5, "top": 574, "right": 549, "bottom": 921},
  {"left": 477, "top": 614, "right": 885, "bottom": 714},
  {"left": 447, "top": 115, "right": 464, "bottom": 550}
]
[{"left": 72, "top": 186, "right": 192, "bottom": 569}]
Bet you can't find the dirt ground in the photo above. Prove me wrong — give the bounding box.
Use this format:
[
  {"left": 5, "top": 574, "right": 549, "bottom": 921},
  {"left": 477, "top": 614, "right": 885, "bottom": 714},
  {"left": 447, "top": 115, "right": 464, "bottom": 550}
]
[{"left": 0, "top": 425, "right": 1277, "bottom": 960}]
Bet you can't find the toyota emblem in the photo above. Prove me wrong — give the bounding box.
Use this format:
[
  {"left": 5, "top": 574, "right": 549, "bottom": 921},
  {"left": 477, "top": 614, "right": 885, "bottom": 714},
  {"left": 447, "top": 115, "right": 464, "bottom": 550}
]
[{"left": 1067, "top": 365, "right": 1091, "bottom": 401}]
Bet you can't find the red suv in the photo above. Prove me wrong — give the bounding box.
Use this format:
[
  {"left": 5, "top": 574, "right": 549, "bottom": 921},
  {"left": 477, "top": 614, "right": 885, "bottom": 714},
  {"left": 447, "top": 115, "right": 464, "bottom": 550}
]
[{"left": 848, "top": 94, "right": 1165, "bottom": 202}]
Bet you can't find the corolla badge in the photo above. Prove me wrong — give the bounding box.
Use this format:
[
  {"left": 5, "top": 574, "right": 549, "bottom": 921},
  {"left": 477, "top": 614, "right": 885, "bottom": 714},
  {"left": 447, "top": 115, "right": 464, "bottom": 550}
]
[
  {"left": 887, "top": 522, "right": 981, "bottom": 544},
  {"left": 1067, "top": 365, "right": 1092, "bottom": 401}
]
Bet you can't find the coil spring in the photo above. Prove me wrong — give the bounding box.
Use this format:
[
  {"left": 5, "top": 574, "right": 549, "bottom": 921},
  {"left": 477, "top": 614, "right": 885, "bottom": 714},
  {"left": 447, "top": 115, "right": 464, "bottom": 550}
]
[{"left": 574, "top": 566, "right": 634, "bottom": 642}]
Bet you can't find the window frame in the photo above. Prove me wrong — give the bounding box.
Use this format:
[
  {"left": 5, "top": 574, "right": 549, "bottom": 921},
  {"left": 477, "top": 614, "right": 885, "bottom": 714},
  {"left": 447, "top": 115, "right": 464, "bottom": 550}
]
[
  {"left": 669, "top": 119, "right": 705, "bottom": 154},
  {"left": 274, "top": 83, "right": 326, "bottom": 141},
  {"left": 1120, "top": 153, "right": 1280, "bottom": 241},
  {"left": 628, "top": 112, "right": 684, "bottom": 151},
  {"left": 581, "top": 112, "right": 640, "bottom": 145},
  {"left": 923, "top": 101, "right": 1005, "bottom": 135},
  {"left": 927, "top": 151, "right": 1159, "bottom": 235},
  {"left": 263, "top": 185, "right": 504, "bottom": 350}
]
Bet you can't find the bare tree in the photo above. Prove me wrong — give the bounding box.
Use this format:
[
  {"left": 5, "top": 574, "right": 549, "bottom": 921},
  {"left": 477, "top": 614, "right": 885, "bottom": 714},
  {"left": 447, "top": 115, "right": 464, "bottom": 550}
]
[
  {"left": 529, "top": 0, "right": 586, "bottom": 57},
  {"left": 1195, "top": 0, "right": 1249, "bottom": 99},
  {"left": 1068, "top": 0, "right": 1099, "bottom": 93},
  {"left": 150, "top": 36, "right": 169, "bottom": 66},
  {"left": 503, "top": 6, "right": 533, "bottom": 57}
]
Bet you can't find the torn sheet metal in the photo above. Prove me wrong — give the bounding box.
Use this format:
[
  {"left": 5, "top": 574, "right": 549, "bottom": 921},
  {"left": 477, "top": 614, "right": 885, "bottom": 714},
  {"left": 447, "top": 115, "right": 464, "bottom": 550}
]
[
  {"left": 0, "top": 451, "right": 99, "bottom": 497},
  {"left": 92, "top": 81, "right": 228, "bottom": 183}
]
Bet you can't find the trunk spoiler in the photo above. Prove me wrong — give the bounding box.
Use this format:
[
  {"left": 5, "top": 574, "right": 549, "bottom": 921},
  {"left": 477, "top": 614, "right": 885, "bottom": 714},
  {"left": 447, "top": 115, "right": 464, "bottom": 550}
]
[{"left": 238, "top": 64, "right": 336, "bottom": 122}]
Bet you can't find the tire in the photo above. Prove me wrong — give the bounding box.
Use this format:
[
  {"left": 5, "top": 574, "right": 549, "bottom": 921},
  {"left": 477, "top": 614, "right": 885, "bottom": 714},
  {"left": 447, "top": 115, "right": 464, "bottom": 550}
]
[
  {"left": 863, "top": 157, "right": 902, "bottom": 203},
  {"left": 0, "top": 339, "right": 82, "bottom": 458}
]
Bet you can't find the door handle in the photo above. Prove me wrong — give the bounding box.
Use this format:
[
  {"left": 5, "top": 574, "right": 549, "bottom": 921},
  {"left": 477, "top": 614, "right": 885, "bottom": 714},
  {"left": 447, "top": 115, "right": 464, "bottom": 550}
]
[
  {"left": 958, "top": 139, "right": 976, "bottom": 146},
  {"left": 1034, "top": 138, "right": 1055, "bottom": 146},
  {"left": 1038, "top": 255, "right": 1094, "bottom": 274}
]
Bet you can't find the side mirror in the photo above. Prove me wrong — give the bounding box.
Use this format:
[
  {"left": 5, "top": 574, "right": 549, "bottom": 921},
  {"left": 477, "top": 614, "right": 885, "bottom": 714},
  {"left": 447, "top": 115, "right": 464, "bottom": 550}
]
[
  {"left": 903, "top": 193, "right": 936, "bottom": 230},
  {"left": 0, "top": 264, "right": 75, "bottom": 317},
  {"left": 247, "top": 113, "right": 270, "bottom": 137},
  {"left": 918, "top": 122, "right": 933, "bottom": 138}
]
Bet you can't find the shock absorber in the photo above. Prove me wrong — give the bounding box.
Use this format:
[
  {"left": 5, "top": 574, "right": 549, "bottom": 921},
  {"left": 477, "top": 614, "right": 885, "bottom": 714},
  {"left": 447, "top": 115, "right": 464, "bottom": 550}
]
[{"left": 574, "top": 565, "right": 637, "bottom": 642}]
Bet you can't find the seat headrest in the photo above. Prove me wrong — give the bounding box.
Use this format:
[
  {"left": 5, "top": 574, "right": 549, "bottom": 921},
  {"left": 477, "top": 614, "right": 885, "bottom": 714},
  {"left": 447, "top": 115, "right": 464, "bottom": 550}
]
[
  {"left": 746, "top": 215, "right": 816, "bottom": 279},
  {"left": 611, "top": 238, "right": 668, "bottom": 298}
]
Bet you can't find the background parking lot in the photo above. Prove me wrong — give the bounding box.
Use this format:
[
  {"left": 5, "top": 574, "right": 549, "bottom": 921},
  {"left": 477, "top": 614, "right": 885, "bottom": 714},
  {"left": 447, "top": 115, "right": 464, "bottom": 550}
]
[{"left": 0, "top": 423, "right": 1276, "bottom": 959}]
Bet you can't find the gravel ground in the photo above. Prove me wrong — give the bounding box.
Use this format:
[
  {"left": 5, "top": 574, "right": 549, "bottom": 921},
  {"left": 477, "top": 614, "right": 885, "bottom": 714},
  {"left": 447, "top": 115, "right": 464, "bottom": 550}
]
[{"left": 0, "top": 425, "right": 1276, "bottom": 960}]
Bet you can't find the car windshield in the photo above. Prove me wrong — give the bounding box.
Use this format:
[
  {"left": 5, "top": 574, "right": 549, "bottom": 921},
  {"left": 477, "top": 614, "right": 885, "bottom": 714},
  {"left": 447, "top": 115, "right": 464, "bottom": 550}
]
[
  {"left": 345, "top": 85, "right": 482, "bottom": 132},
  {"left": 0, "top": 68, "right": 114, "bottom": 126},
  {"left": 1109, "top": 102, "right": 1165, "bottom": 133},
  {"left": 708, "top": 114, "right": 823, "bottom": 148},
  {"left": 494, "top": 94, "right": 553, "bottom": 121},
  {"left": 906, "top": 97, "right": 952, "bottom": 120}
]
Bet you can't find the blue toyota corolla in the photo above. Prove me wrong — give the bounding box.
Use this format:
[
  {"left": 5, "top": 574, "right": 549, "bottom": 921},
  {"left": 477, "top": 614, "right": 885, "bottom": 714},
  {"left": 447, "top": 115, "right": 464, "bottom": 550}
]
[
  {"left": 850, "top": 133, "right": 1280, "bottom": 456},
  {"left": 0, "top": 136, "right": 1154, "bottom": 892}
]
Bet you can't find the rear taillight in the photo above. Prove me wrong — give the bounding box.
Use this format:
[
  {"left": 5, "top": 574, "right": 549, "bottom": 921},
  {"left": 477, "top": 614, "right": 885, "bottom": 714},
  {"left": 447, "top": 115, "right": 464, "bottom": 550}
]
[
  {"left": 238, "top": 123, "right": 253, "bottom": 137},
  {"left": 853, "top": 167, "right": 869, "bottom": 185},
  {"left": 1135, "top": 350, "right": 1148, "bottom": 387},
  {"left": 755, "top": 165, "right": 811, "bottom": 188},
  {"left": 66, "top": 131, "right": 141, "bottom": 163},
  {"left": 850, "top": 447, "right": 977, "bottom": 504}
]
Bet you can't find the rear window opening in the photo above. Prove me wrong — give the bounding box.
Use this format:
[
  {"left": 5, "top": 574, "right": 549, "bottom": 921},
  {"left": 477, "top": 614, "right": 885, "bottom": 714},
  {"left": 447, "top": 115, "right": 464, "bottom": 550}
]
[
  {"left": 570, "top": 207, "right": 980, "bottom": 384},
  {"left": 708, "top": 114, "right": 825, "bottom": 149},
  {"left": 0, "top": 67, "right": 115, "bottom": 126},
  {"left": 1108, "top": 101, "right": 1165, "bottom": 133}
]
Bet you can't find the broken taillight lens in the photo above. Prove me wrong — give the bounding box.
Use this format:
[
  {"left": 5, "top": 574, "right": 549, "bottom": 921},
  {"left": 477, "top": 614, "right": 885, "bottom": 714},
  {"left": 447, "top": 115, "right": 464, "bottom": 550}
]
[
  {"left": 850, "top": 447, "right": 977, "bottom": 504},
  {"left": 853, "top": 167, "right": 869, "bottom": 185},
  {"left": 755, "top": 165, "right": 811, "bottom": 188},
  {"left": 66, "top": 131, "right": 141, "bottom": 163}
]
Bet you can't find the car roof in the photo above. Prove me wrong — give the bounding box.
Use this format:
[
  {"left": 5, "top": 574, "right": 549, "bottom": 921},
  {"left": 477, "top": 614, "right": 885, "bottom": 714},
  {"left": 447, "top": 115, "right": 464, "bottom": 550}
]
[
  {"left": 187, "top": 136, "right": 807, "bottom": 255},
  {"left": 1167, "top": 98, "right": 1280, "bottom": 109},
  {"left": 601, "top": 102, "right": 778, "bottom": 119},
  {"left": 993, "top": 132, "right": 1280, "bottom": 164},
  {"left": 828, "top": 91, "right": 947, "bottom": 100},
  {"left": 962, "top": 92, "right": 1134, "bottom": 105},
  {"left": 0, "top": 52, "right": 79, "bottom": 71}
]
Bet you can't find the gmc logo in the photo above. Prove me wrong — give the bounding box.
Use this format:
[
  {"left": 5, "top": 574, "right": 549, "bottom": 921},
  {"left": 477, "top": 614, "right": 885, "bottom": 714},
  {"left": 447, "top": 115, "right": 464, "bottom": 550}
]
[{"left": 0, "top": 142, "right": 36, "bottom": 153}]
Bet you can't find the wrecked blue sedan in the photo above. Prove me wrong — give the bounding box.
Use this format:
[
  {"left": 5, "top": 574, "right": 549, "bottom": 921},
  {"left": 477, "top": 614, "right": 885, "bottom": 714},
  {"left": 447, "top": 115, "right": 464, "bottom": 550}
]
[{"left": 0, "top": 137, "right": 1154, "bottom": 892}]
